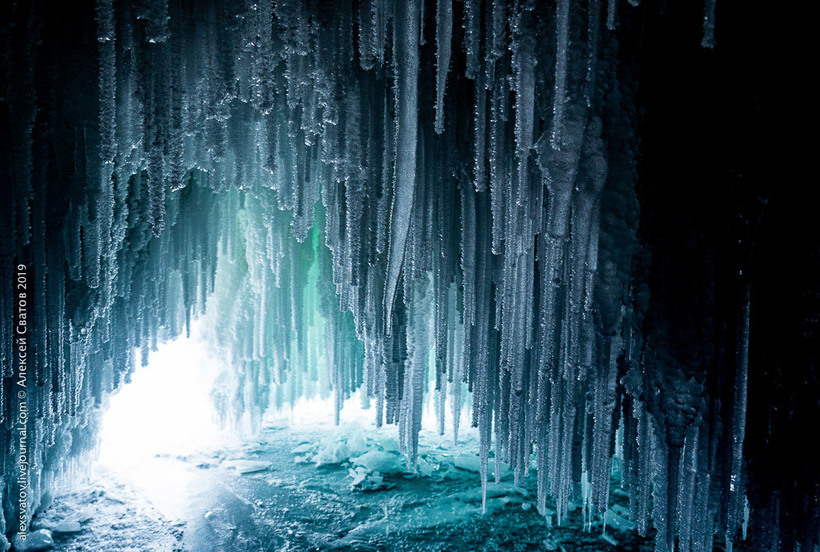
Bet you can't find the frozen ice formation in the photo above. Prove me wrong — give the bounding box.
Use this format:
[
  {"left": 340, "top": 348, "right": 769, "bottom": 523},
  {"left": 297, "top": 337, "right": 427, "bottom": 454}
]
[
  {"left": 0, "top": 1, "right": 814, "bottom": 551},
  {"left": 11, "top": 529, "right": 53, "bottom": 552}
]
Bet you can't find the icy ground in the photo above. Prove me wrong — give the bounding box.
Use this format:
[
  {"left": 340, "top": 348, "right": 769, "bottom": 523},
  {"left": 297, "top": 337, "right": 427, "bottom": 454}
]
[{"left": 28, "top": 422, "right": 655, "bottom": 552}]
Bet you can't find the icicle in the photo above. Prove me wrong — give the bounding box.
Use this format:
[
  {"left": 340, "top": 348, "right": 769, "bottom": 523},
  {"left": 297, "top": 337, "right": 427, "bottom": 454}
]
[
  {"left": 434, "top": 0, "right": 453, "bottom": 134},
  {"left": 473, "top": 72, "right": 488, "bottom": 192},
  {"left": 463, "top": 0, "right": 481, "bottom": 80},
  {"left": 590, "top": 336, "right": 619, "bottom": 515},
  {"left": 488, "top": 82, "right": 508, "bottom": 256},
  {"left": 461, "top": 182, "right": 477, "bottom": 329},
  {"left": 384, "top": 0, "right": 421, "bottom": 335},
  {"left": 512, "top": 1, "right": 536, "bottom": 208},
  {"left": 97, "top": 0, "right": 117, "bottom": 165},
  {"left": 701, "top": 0, "right": 717, "bottom": 48},
  {"left": 552, "top": 0, "right": 571, "bottom": 147},
  {"left": 585, "top": 0, "right": 601, "bottom": 108},
  {"left": 727, "top": 288, "right": 750, "bottom": 548},
  {"left": 401, "top": 279, "right": 432, "bottom": 469},
  {"left": 606, "top": 0, "right": 618, "bottom": 31},
  {"left": 359, "top": 0, "right": 378, "bottom": 70}
]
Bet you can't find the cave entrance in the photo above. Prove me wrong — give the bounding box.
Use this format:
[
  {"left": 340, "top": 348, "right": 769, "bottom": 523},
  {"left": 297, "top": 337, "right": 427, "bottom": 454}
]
[
  {"left": 98, "top": 322, "right": 231, "bottom": 467},
  {"left": 93, "top": 322, "right": 234, "bottom": 521},
  {"left": 40, "top": 308, "right": 483, "bottom": 551}
]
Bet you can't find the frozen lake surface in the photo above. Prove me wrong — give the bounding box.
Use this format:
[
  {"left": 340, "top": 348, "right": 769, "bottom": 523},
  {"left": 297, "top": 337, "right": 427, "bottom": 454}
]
[{"left": 33, "top": 424, "right": 653, "bottom": 552}]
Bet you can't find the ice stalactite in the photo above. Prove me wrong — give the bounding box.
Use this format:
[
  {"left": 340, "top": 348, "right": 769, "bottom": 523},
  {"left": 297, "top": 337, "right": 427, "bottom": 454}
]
[
  {"left": 552, "top": 0, "right": 571, "bottom": 148},
  {"left": 384, "top": 0, "right": 421, "bottom": 337},
  {"left": 606, "top": 0, "right": 618, "bottom": 31},
  {"left": 726, "top": 288, "right": 750, "bottom": 550},
  {"left": 463, "top": 0, "right": 481, "bottom": 80},
  {"left": 2, "top": 1, "right": 812, "bottom": 551},
  {"left": 434, "top": 0, "right": 452, "bottom": 134},
  {"left": 701, "top": 0, "right": 717, "bottom": 49}
]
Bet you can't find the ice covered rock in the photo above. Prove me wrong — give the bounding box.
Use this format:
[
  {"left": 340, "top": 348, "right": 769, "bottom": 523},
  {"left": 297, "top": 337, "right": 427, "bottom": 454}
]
[
  {"left": 449, "top": 453, "right": 511, "bottom": 479},
  {"left": 349, "top": 466, "right": 368, "bottom": 487},
  {"left": 414, "top": 456, "right": 435, "bottom": 477},
  {"left": 348, "top": 467, "right": 394, "bottom": 491},
  {"left": 377, "top": 437, "right": 400, "bottom": 454},
  {"left": 52, "top": 521, "right": 83, "bottom": 534},
  {"left": 452, "top": 453, "right": 483, "bottom": 473},
  {"left": 352, "top": 451, "right": 407, "bottom": 474},
  {"left": 315, "top": 441, "right": 351, "bottom": 466},
  {"left": 11, "top": 530, "right": 53, "bottom": 551},
  {"left": 604, "top": 509, "right": 636, "bottom": 532},
  {"left": 74, "top": 508, "right": 94, "bottom": 524},
  {"left": 290, "top": 443, "right": 315, "bottom": 455},
  {"left": 313, "top": 424, "right": 370, "bottom": 466}
]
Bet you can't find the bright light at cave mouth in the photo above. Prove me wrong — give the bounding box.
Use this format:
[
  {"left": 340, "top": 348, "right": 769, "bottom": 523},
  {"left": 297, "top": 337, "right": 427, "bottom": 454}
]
[
  {"left": 95, "top": 321, "right": 371, "bottom": 472},
  {"left": 98, "top": 323, "right": 233, "bottom": 469}
]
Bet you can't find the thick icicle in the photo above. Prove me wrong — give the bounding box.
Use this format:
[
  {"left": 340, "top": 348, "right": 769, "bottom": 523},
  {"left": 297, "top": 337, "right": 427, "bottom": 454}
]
[
  {"left": 384, "top": 0, "right": 421, "bottom": 335},
  {"left": 434, "top": 0, "right": 453, "bottom": 134}
]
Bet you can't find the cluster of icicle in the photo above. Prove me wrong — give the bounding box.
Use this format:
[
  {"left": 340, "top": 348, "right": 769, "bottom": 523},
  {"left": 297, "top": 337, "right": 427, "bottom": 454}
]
[{"left": 0, "top": 1, "right": 754, "bottom": 551}]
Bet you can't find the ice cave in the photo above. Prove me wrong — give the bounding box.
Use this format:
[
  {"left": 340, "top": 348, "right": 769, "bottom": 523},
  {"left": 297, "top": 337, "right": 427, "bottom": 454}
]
[{"left": 0, "top": 0, "right": 817, "bottom": 550}]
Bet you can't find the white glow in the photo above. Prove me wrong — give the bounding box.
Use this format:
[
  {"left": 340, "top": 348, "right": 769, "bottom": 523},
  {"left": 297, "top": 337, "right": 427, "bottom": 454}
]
[
  {"left": 98, "top": 322, "right": 474, "bottom": 467},
  {"left": 98, "top": 322, "right": 235, "bottom": 469},
  {"left": 96, "top": 323, "right": 238, "bottom": 520}
]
